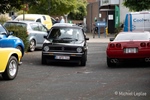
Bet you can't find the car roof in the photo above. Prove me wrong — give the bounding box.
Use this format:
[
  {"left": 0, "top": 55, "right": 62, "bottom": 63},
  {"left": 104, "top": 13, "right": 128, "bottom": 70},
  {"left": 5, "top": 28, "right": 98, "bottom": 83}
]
[
  {"left": 52, "top": 23, "right": 82, "bottom": 29},
  {"left": 119, "top": 31, "right": 150, "bottom": 34},
  {"left": 15, "top": 14, "right": 51, "bottom": 19},
  {"left": 5, "top": 20, "right": 41, "bottom": 24},
  {"left": 114, "top": 31, "right": 150, "bottom": 41}
]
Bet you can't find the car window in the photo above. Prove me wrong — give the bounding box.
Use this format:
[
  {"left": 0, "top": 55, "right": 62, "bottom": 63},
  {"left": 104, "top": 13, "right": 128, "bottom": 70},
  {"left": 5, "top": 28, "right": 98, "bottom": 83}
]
[
  {"left": 0, "top": 24, "right": 7, "bottom": 34},
  {"left": 36, "top": 18, "right": 41, "bottom": 23},
  {"left": 30, "top": 23, "right": 40, "bottom": 31},
  {"left": 51, "top": 17, "right": 56, "bottom": 24},
  {"left": 48, "top": 27, "right": 84, "bottom": 41},
  {"left": 38, "top": 24, "right": 48, "bottom": 32},
  {"left": 42, "top": 16, "right": 46, "bottom": 20},
  {"left": 115, "top": 33, "right": 149, "bottom": 41},
  {"left": 4, "top": 22, "right": 27, "bottom": 29}
]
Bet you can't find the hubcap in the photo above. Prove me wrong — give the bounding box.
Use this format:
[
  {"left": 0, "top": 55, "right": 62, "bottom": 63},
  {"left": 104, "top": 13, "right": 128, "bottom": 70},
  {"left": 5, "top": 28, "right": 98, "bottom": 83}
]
[
  {"left": 30, "top": 40, "right": 35, "bottom": 51},
  {"left": 9, "top": 60, "right": 17, "bottom": 76}
]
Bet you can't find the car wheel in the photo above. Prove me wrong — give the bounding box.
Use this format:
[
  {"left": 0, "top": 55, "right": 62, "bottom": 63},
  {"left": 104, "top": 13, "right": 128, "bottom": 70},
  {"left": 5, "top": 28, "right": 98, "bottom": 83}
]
[
  {"left": 80, "top": 54, "right": 87, "bottom": 66},
  {"left": 29, "top": 39, "right": 36, "bottom": 52},
  {"left": 41, "top": 55, "right": 47, "bottom": 65},
  {"left": 107, "top": 57, "right": 117, "bottom": 67},
  {"left": 2, "top": 56, "right": 18, "bottom": 80}
]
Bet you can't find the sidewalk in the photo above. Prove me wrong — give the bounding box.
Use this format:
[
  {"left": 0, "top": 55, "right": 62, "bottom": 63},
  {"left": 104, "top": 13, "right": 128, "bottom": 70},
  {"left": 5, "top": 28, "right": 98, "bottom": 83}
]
[{"left": 86, "top": 33, "right": 115, "bottom": 43}]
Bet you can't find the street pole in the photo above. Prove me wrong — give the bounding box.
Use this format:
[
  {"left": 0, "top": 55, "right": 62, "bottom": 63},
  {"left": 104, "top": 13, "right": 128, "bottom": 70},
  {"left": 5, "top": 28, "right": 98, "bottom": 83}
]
[
  {"left": 98, "top": 0, "right": 100, "bottom": 21},
  {"left": 49, "top": 0, "right": 50, "bottom": 15}
]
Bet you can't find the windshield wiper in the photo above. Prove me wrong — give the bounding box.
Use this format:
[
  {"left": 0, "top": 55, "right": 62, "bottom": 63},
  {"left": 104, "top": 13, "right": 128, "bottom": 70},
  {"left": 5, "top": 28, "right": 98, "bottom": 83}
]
[{"left": 61, "top": 37, "right": 78, "bottom": 41}]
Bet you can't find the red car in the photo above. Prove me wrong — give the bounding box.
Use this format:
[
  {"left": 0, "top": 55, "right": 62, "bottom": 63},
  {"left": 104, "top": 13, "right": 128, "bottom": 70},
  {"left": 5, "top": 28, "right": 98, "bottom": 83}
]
[{"left": 106, "top": 31, "right": 150, "bottom": 67}]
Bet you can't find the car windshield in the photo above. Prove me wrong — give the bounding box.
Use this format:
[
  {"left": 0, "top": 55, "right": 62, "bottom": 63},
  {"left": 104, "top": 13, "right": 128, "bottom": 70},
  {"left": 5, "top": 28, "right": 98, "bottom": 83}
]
[
  {"left": 47, "top": 27, "right": 84, "bottom": 42},
  {"left": 114, "top": 33, "right": 149, "bottom": 41},
  {"left": 0, "top": 24, "right": 7, "bottom": 34},
  {"left": 4, "top": 22, "right": 27, "bottom": 29}
]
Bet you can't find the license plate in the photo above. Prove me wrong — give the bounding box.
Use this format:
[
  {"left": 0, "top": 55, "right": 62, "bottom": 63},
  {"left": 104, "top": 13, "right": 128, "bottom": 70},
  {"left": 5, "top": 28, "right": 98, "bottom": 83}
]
[
  {"left": 55, "top": 55, "right": 70, "bottom": 60},
  {"left": 124, "top": 48, "right": 138, "bottom": 53}
]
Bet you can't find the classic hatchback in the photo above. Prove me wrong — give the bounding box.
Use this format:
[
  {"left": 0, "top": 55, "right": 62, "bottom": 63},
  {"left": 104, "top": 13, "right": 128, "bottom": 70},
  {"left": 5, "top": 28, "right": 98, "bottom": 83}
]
[
  {"left": 0, "top": 24, "right": 24, "bottom": 55},
  {"left": 0, "top": 48, "right": 22, "bottom": 80},
  {"left": 41, "top": 23, "right": 89, "bottom": 66},
  {"left": 106, "top": 31, "right": 150, "bottom": 67},
  {"left": 4, "top": 21, "right": 48, "bottom": 52}
]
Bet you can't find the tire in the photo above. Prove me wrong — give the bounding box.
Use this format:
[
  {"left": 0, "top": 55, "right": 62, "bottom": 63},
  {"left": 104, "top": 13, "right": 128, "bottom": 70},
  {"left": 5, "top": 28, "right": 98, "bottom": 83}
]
[
  {"left": 29, "top": 39, "right": 36, "bottom": 52},
  {"left": 2, "top": 56, "right": 18, "bottom": 80},
  {"left": 80, "top": 54, "right": 87, "bottom": 66},
  {"left": 107, "top": 57, "right": 117, "bottom": 68},
  {"left": 41, "top": 55, "right": 47, "bottom": 65}
]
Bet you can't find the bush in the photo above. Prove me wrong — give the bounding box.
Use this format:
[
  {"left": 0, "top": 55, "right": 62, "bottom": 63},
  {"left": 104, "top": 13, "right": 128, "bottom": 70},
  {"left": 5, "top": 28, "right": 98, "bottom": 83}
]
[
  {"left": 0, "top": 15, "right": 9, "bottom": 24},
  {"left": 6, "top": 26, "right": 29, "bottom": 52},
  {"left": 114, "top": 23, "right": 124, "bottom": 37}
]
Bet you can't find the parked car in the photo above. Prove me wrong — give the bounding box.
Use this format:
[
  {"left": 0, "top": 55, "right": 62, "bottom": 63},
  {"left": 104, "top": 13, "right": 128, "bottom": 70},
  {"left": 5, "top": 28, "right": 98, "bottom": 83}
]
[
  {"left": 0, "top": 24, "right": 24, "bottom": 55},
  {"left": 0, "top": 48, "right": 22, "bottom": 80},
  {"left": 51, "top": 17, "right": 57, "bottom": 25},
  {"left": 4, "top": 20, "right": 49, "bottom": 52},
  {"left": 41, "top": 23, "right": 89, "bottom": 66},
  {"left": 106, "top": 31, "right": 150, "bottom": 67},
  {"left": 14, "top": 14, "right": 53, "bottom": 30}
]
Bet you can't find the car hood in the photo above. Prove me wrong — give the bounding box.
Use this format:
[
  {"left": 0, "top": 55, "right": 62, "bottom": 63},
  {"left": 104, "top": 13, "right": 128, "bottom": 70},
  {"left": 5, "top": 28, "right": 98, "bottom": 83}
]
[{"left": 44, "top": 39, "right": 85, "bottom": 46}]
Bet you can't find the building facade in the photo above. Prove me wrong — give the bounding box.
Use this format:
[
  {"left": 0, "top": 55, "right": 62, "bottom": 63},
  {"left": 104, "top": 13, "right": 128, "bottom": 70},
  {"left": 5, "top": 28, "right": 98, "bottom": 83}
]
[{"left": 86, "top": 0, "right": 130, "bottom": 33}]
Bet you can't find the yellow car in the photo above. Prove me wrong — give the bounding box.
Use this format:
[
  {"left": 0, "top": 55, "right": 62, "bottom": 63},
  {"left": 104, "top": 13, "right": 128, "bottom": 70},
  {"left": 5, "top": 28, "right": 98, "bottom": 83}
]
[
  {"left": 0, "top": 48, "right": 22, "bottom": 80},
  {"left": 14, "top": 14, "right": 53, "bottom": 30}
]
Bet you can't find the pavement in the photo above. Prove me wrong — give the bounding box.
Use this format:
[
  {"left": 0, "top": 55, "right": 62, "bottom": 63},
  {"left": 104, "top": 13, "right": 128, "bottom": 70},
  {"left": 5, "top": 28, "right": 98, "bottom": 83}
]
[{"left": 86, "top": 33, "right": 115, "bottom": 43}]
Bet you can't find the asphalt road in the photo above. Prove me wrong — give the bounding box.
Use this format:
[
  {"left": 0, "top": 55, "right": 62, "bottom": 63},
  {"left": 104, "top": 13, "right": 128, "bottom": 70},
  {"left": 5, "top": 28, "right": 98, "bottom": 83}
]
[{"left": 0, "top": 43, "right": 150, "bottom": 100}]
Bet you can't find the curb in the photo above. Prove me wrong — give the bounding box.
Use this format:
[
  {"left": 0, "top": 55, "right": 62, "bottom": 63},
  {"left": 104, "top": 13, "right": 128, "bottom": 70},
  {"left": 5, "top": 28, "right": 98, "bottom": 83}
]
[{"left": 86, "top": 33, "right": 114, "bottom": 43}]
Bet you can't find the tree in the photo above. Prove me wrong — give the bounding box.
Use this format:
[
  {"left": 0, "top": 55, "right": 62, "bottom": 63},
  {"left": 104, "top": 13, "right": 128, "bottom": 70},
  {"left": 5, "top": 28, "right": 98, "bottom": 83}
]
[
  {"left": 29, "top": 0, "right": 77, "bottom": 15},
  {"left": 0, "top": 0, "right": 39, "bottom": 14},
  {"left": 123, "top": 0, "right": 150, "bottom": 11},
  {"left": 68, "top": 0, "right": 87, "bottom": 20}
]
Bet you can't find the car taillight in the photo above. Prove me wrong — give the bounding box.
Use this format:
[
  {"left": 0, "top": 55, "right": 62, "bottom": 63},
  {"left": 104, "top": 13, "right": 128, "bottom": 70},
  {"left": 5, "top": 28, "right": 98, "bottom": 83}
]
[
  {"left": 147, "top": 42, "right": 150, "bottom": 47},
  {"left": 116, "top": 43, "right": 121, "bottom": 48},
  {"left": 109, "top": 43, "right": 115, "bottom": 48},
  {"left": 140, "top": 42, "right": 146, "bottom": 47},
  {"left": 27, "top": 31, "right": 29, "bottom": 34}
]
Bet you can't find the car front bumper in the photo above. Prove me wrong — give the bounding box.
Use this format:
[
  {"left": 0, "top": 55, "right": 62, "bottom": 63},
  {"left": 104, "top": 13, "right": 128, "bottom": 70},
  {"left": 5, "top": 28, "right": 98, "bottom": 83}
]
[{"left": 42, "top": 52, "right": 84, "bottom": 63}]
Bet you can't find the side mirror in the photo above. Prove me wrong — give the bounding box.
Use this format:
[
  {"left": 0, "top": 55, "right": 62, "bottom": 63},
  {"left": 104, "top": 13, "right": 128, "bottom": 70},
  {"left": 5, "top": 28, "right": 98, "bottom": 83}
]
[
  {"left": 44, "top": 35, "right": 47, "bottom": 39},
  {"left": 9, "top": 31, "right": 14, "bottom": 35},
  {"left": 110, "top": 38, "right": 115, "bottom": 41},
  {"left": 86, "top": 37, "right": 89, "bottom": 40}
]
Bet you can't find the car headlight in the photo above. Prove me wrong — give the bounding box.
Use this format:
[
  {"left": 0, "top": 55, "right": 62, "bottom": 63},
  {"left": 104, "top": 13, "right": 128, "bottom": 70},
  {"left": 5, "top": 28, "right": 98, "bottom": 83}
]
[
  {"left": 43, "top": 46, "right": 49, "bottom": 51},
  {"left": 76, "top": 47, "right": 82, "bottom": 53}
]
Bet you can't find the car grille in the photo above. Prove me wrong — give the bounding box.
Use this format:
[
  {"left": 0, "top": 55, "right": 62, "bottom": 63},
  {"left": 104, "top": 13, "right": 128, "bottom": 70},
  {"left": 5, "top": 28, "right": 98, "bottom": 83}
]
[{"left": 49, "top": 47, "right": 77, "bottom": 52}]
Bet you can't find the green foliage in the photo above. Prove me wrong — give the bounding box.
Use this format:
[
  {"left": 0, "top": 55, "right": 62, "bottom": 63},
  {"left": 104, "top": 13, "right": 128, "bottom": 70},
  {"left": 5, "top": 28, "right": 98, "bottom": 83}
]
[
  {"left": 6, "top": 26, "right": 29, "bottom": 52},
  {"left": 114, "top": 23, "right": 123, "bottom": 37},
  {"left": 0, "top": 0, "right": 40, "bottom": 13},
  {"left": 68, "top": 0, "right": 87, "bottom": 20},
  {"left": 123, "top": 0, "right": 150, "bottom": 11},
  {"left": 0, "top": 15, "right": 8, "bottom": 24},
  {"left": 29, "top": 0, "right": 77, "bottom": 15}
]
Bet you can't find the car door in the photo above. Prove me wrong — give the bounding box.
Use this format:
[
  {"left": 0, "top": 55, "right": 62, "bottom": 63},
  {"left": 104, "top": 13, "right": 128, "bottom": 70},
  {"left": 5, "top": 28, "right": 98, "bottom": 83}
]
[
  {"left": 30, "top": 23, "right": 48, "bottom": 47},
  {"left": 37, "top": 23, "right": 48, "bottom": 45}
]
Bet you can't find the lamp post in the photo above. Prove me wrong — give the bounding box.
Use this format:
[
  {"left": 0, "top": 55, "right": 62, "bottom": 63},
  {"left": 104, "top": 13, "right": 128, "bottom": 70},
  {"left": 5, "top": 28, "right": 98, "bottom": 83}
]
[
  {"left": 48, "top": 0, "right": 50, "bottom": 15},
  {"left": 98, "top": 0, "right": 101, "bottom": 21}
]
